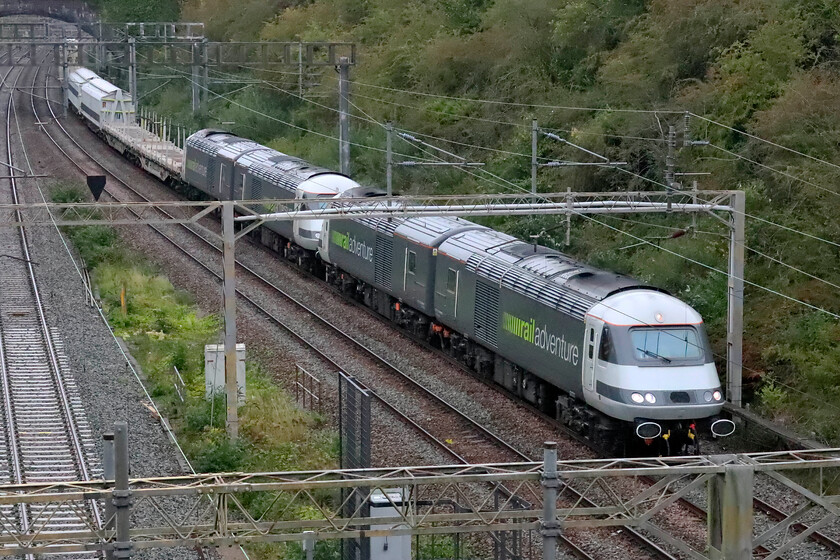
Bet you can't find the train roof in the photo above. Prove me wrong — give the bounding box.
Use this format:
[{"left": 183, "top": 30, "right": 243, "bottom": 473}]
[
  {"left": 439, "top": 228, "right": 650, "bottom": 320},
  {"left": 216, "top": 139, "right": 267, "bottom": 162},
  {"left": 187, "top": 129, "right": 355, "bottom": 194},
  {"left": 394, "top": 216, "right": 485, "bottom": 247},
  {"left": 589, "top": 290, "right": 703, "bottom": 327},
  {"left": 69, "top": 68, "right": 98, "bottom": 84},
  {"left": 83, "top": 77, "right": 120, "bottom": 96}
]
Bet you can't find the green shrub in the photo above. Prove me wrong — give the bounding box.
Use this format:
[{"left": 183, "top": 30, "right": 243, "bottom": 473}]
[
  {"left": 757, "top": 379, "right": 787, "bottom": 416},
  {"left": 195, "top": 436, "right": 246, "bottom": 473}
]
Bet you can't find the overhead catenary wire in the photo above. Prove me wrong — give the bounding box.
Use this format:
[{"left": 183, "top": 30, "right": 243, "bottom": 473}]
[
  {"left": 136, "top": 79, "right": 172, "bottom": 101},
  {"left": 338, "top": 86, "right": 545, "bottom": 197},
  {"left": 238, "top": 64, "right": 320, "bottom": 77},
  {"left": 708, "top": 143, "right": 840, "bottom": 198},
  {"left": 251, "top": 67, "right": 668, "bottom": 142},
  {"left": 579, "top": 212, "right": 840, "bottom": 320},
  {"left": 201, "top": 68, "right": 676, "bottom": 176},
  {"left": 254, "top": 81, "right": 384, "bottom": 127},
  {"left": 256, "top": 73, "right": 614, "bottom": 163},
  {"left": 215, "top": 66, "right": 570, "bottom": 159},
  {"left": 602, "top": 214, "right": 725, "bottom": 238},
  {"left": 239, "top": 70, "right": 840, "bottom": 263},
  {"left": 333, "top": 76, "right": 686, "bottom": 114},
  {"left": 601, "top": 213, "right": 840, "bottom": 296},
  {"left": 172, "top": 62, "right": 840, "bottom": 304},
  {"left": 605, "top": 160, "right": 840, "bottom": 253},
  {"left": 316, "top": 73, "right": 840, "bottom": 185},
  {"left": 330, "top": 87, "right": 667, "bottom": 143},
  {"left": 337, "top": 84, "right": 635, "bottom": 195},
  {"left": 594, "top": 172, "right": 840, "bottom": 298},
  {"left": 173, "top": 70, "right": 438, "bottom": 161},
  {"left": 690, "top": 112, "right": 840, "bottom": 174}
]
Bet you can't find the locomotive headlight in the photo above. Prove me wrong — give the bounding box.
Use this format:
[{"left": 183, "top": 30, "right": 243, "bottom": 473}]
[
  {"left": 713, "top": 390, "right": 722, "bottom": 401},
  {"left": 644, "top": 392, "right": 656, "bottom": 404},
  {"left": 704, "top": 391, "right": 713, "bottom": 402},
  {"left": 630, "top": 392, "right": 644, "bottom": 404}
]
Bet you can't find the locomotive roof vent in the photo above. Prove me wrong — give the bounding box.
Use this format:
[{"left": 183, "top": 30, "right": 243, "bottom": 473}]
[{"left": 499, "top": 242, "right": 560, "bottom": 259}]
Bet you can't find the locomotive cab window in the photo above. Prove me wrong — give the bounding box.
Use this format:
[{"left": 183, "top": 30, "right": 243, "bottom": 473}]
[
  {"left": 631, "top": 327, "right": 702, "bottom": 363},
  {"left": 303, "top": 192, "right": 331, "bottom": 210},
  {"left": 407, "top": 251, "right": 416, "bottom": 274},
  {"left": 447, "top": 268, "right": 457, "bottom": 293}
]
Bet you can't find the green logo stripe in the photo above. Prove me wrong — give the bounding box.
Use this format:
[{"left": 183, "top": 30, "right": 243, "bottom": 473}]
[
  {"left": 502, "top": 312, "right": 535, "bottom": 343},
  {"left": 331, "top": 230, "right": 350, "bottom": 250}
]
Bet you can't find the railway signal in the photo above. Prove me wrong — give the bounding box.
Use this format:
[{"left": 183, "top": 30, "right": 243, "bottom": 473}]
[{"left": 86, "top": 174, "right": 106, "bottom": 201}]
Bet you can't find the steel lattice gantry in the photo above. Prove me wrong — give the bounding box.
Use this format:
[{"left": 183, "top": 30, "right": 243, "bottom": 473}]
[{"left": 0, "top": 447, "right": 839, "bottom": 558}]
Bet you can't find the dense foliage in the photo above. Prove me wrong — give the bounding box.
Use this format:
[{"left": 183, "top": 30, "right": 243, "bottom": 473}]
[
  {"left": 133, "top": 0, "right": 840, "bottom": 443},
  {"left": 85, "top": 0, "right": 180, "bottom": 22}
]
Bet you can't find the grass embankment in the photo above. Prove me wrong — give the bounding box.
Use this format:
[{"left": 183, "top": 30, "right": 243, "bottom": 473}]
[{"left": 53, "top": 183, "right": 336, "bottom": 558}]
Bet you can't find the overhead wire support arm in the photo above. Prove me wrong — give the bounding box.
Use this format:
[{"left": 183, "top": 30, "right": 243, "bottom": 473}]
[
  {"left": 533, "top": 123, "right": 627, "bottom": 233},
  {"left": 396, "top": 161, "right": 485, "bottom": 167},
  {"left": 386, "top": 125, "right": 486, "bottom": 195},
  {"left": 539, "top": 161, "right": 627, "bottom": 168},
  {"left": 397, "top": 131, "right": 466, "bottom": 161},
  {"left": 541, "top": 130, "right": 612, "bottom": 162}
]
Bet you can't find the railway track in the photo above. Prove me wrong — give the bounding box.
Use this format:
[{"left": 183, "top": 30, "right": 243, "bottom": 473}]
[
  {"left": 25, "top": 50, "right": 840, "bottom": 559},
  {"left": 0, "top": 52, "right": 101, "bottom": 556}
]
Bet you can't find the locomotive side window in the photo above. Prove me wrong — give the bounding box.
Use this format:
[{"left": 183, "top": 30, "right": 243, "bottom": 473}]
[
  {"left": 588, "top": 328, "right": 594, "bottom": 359},
  {"left": 599, "top": 326, "right": 616, "bottom": 363},
  {"left": 408, "top": 251, "right": 416, "bottom": 274},
  {"left": 447, "top": 268, "right": 457, "bottom": 293}
]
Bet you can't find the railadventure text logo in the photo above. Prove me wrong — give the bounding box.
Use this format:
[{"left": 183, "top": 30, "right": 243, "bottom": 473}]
[
  {"left": 331, "top": 230, "right": 374, "bottom": 262},
  {"left": 502, "top": 312, "right": 579, "bottom": 365}
]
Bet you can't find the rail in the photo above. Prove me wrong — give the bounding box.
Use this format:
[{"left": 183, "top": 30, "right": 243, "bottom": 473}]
[{"left": 1, "top": 47, "right": 101, "bottom": 556}]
